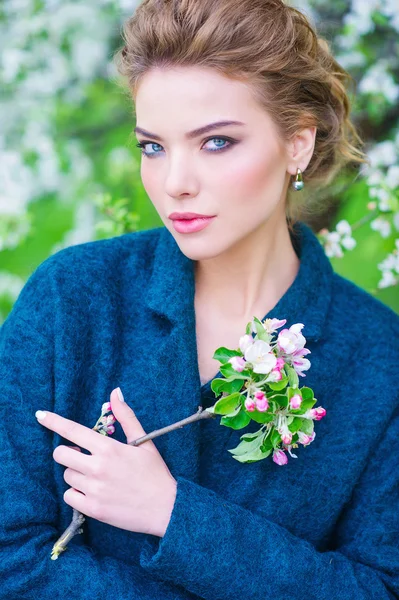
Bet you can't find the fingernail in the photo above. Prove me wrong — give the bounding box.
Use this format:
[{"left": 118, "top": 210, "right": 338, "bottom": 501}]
[
  {"left": 116, "top": 387, "right": 125, "bottom": 403},
  {"left": 35, "top": 410, "right": 47, "bottom": 420}
]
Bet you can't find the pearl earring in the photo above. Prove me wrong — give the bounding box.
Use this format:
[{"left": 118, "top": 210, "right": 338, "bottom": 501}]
[{"left": 292, "top": 167, "right": 304, "bottom": 191}]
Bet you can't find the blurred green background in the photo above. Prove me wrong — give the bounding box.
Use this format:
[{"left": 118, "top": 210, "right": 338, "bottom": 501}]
[{"left": 0, "top": 0, "right": 398, "bottom": 323}]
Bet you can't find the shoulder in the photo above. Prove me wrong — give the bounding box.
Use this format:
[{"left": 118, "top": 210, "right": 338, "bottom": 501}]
[
  {"left": 42, "top": 226, "right": 163, "bottom": 276},
  {"left": 330, "top": 271, "right": 399, "bottom": 335},
  {"left": 24, "top": 226, "right": 164, "bottom": 294},
  {"left": 326, "top": 272, "right": 399, "bottom": 394},
  {"left": 7, "top": 227, "right": 164, "bottom": 330}
]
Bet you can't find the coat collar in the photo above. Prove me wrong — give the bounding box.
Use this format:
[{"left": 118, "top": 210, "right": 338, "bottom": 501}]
[{"left": 145, "top": 220, "right": 333, "bottom": 343}]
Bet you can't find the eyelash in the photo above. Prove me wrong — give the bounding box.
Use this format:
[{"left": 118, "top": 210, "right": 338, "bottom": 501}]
[{"left": 135, "top": 136, "right": 237, "bottom": 158}]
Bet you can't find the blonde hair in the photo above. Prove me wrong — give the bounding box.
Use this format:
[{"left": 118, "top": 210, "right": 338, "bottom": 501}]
[{"left": 114, "top": 0, "right": 369, "bottom": 226}]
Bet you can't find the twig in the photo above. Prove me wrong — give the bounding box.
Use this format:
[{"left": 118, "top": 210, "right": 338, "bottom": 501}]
[{"left": 50, "top": 406, "right": 216, "bottom": 559}]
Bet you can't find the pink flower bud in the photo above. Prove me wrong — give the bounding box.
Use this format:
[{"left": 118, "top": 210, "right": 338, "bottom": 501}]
[
  {"left": 273, "top": 449, "right": 288, "bottom": 465},
  {"left": 281, "top": 431, "right": 292, "bottom": 445},
  {"left": 309, "top": 407, "right": 326, "bottom": 420},
  {"left": 275, "top": 357, "right": 285, "bottom": 369},
  {"left": 297, "top": 431, "right": 315, "bottom": 445},
  {"left": 271, "top": 368, "right": 282, "bottom": 381},
  {"left": 254, "top": 390, "right": 266, "bottom": 400},
  {"left": 290, "top": 394, "right": 302, "bottom": 409},
  {"left": 245, "top": 398, "right": 256, "bottom": 412},
  {"left": 106, "top": 414, "right": 116, "bottom": 425},
  {"left": 106, "top": 425, "right": 115, "bottom": 435},
  {"left": 255, "top": 397, "right": 269, "bottom": 412},
  {"left": 229, "top": 356, "right": 246, "bottom": 372},
  {"left": 101, "top": 401, "right": 112, "bottom": 414}
]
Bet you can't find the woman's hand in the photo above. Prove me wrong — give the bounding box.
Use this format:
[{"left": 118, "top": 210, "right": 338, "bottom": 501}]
[{"left": 35, "top": 388, "right": 177, "bottom": 538}]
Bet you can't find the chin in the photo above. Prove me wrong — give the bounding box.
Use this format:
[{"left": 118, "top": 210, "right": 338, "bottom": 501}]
[{"left": 173, "top": 235, "right": 228, "bottom": 262}]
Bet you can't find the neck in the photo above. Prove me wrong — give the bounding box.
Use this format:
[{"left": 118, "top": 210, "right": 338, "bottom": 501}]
[{"left": 194, "top": 215, "right": 300, "bottom": 322}]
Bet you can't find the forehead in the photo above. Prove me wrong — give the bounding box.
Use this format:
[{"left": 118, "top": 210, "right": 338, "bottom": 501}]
[{"left": 134, "top": 66, "right": 277, "bottom": 135}]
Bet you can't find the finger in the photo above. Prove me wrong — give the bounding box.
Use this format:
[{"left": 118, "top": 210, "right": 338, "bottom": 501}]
[
  {"left": 35, "top": 411, "right": 106, "bottom": 454},
  {"left": 53, "top": 445, "right": 92, "bottom": 475},
  {"left": 63, "top": 469, "right": 88, "bottom": 494},
  {"left": 63, "top": 487, "right": 89, "bottom": 515},
  {"left": 110, "top": 388, "right": 154, "bottom": 447}
]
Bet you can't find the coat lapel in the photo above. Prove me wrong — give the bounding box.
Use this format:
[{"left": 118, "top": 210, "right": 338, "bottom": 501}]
[{"left": 140, "top": 220, "right": 334, "bottom": 481}]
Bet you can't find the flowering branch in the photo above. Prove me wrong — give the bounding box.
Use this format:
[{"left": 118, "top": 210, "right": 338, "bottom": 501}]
[{"left": 51, "top": 315, "right": 326, "bottom": 559}]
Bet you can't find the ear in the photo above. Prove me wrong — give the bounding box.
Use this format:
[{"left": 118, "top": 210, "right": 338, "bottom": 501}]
[{"left": 286, "top": 126, "right": 317, "bottom": 176}]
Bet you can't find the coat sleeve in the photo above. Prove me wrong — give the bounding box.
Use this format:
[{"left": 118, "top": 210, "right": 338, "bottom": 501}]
[
  {"left": 140, "top": 405, "right": 399, "bottom": 600},
  {"left": 0, "top": 262, "right": 195, "bottom": 600}
]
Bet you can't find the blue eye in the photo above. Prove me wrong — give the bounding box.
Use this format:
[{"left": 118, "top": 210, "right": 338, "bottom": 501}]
[
  {"left": 135, "top": 136, "right": 236, "bottom": 158},
  {"left": 135, "top": 141, "right": 163, "bottom": 158},
  {"left": 203, "top": 137, "right": 231, "bottom": 152}
]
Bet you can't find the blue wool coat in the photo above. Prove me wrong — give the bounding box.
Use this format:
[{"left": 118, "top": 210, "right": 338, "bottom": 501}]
[{"left": 1, "top": 221, "right": 399, "bottom": 600}]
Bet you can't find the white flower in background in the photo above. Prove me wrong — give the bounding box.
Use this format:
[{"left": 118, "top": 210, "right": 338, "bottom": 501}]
[
  {"left": 358, "top": 61, "right": 399, "bottom": 104},
  {"left": 319, "top": 220, "right": 357, "bottom": 258},
  {"left": 335, "top": 49, "right": 366, "bottom": 69},
  {"left": 368, "top": 187, "right": 393, "bottom": 212},
  {"left": 366, "top": 140, "right": 398, "bottom": 169},
  {"left": 0, "top": 0, "right": 139, "bottom": 240},
  {"left": 0, "top": 271, "right": 24, "bottom": 299},
  {"left": 0, "top": 150, "right": 35, "bottom": 216},
  {"left": 370, "top": 216, "right": 392, "bottom": 238},
  {"left": 380, "top": 0, "right": 399, "bottom": 32},
  {"left": 377, "top": 240, "right": 399, "bottom": 289},
  {"left": 386, "top": 165, "right": 399, "bottom": 189},
  {"left": 323, "top": 231, "right": 343, "bottom": 258},
  {"left": 50, "top": 200, "right": 97, "bottom": 255}
]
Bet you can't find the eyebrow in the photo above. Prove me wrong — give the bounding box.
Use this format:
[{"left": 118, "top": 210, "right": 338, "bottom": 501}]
[{"left": 134, "top": 120, "right": 245, "bottom": 141}]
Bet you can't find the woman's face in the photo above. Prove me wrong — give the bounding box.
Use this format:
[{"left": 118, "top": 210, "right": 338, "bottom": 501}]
[{"left": 134, "top": 66, "right": 291, "bottom": 260}]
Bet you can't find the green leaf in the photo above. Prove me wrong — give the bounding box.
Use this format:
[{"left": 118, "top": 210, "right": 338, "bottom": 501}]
[
  {"left": 267, "top": 376, "right": 289, "bottom": 391},
  {"left": 223, "top": 403, "right": 242, "bottom": 417},
  {"left": 249, "top": 410, "right": 274, "bottom": 424},
  {"left": 270, "top": 393, "right": 288, "bottom": 408},
  {"left": 300, "top": 419, "right": 314, "bottom": 435},
  {"left": 210, "top": 377, "right": 245, "bottom": 396},
  {"left": 261, "top": 436, "right": 273, "bottom": 452},
  {"left": 288, "top": 417, "right": 303, "bottom": 433},
  {"left": 291, "top": 397, "right": 317, "bottom": 415},
  {"left": 213, "top": 346, "right": 242, "bottom": 364},
  {"left": 289, "top": 387, "right": 317, "bottom": 414},
  {"left": 232, "top": 447, "right": 272, "bottom": 463},
  {"left": 252, "top": 316, "right": 265, "bottom": 336},
  {"left": 219, "top": 363, "right": 249, "bottom": 379},
  {"left": 228, "top": 429, "right": 265, "bottom": 455},
  {"left": 220, "top": 409, "right": 251, "bottom": 430},
  {"left": 270, "top": 427, "right": 282, "bottom": 448},
  {"left": 285, "top": 365, "right": 299, "bottom": 388},
  {"left": 256, "top": 330, "right": 272, "bottom": 343},
  {"left": 300, "top": 387, "right": 314, "bottom": 401},
  {"left": 213, "top": 392, "right": 242, "bottom": 415},
  {"left": 242, "top": 430, "right": 264, "bottom": 441}
]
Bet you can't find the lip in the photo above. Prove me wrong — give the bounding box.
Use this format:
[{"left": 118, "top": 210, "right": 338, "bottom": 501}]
[
  {"left": 169, "top": 212, "right": 214, "bottom": 220},
  {"left": 171, "top": 216, "right": 216, "bottom": 234}
]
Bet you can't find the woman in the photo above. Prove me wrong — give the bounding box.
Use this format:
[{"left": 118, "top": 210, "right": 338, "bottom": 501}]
[{"left": 1, "top": 0, "right": 398, "bottom": 598}]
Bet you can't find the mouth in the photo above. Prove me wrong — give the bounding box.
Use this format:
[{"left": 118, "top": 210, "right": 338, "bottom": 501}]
[{"left": 170, "top": 215, "right": 216, "bottom": 233}]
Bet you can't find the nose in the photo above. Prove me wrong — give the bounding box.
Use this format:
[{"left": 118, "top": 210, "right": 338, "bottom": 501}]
[{"left": 164, "top": 154, "right": 199, "bottom": 199}]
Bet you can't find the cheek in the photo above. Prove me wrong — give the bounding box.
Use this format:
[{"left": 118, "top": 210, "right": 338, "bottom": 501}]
[
  {"left": 140, "top": 161, "right": 164, "bottom": 212},
  {"left": 219, "top": 148, "right": 285, "bottom": 207}
]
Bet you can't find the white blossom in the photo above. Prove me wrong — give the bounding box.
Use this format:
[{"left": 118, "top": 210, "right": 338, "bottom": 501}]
[{"left": 371, "top": 216, "right": 392, "bottom": 238}]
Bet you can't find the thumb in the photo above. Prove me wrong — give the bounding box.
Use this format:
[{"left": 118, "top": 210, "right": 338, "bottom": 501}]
[{"left": 110, "top": 387, "right": 157, "bottom": 452}]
